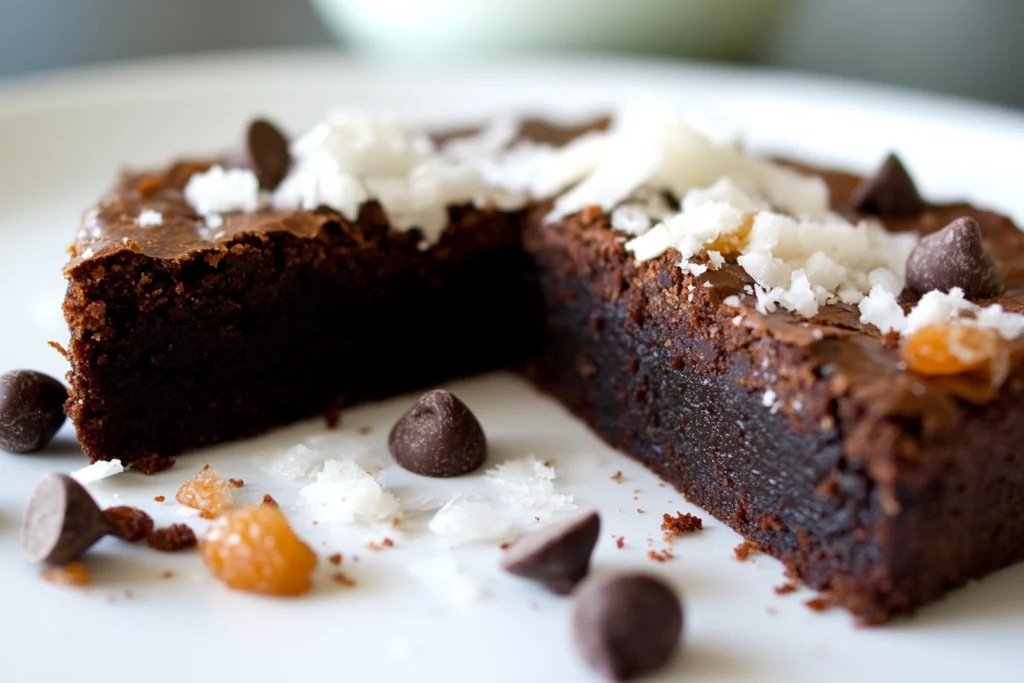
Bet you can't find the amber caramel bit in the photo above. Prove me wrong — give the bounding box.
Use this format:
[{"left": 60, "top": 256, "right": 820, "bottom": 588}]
[
  {"left": 805, "top": 596, "right": 834, "bottom": 612},
  {"left": 610, "top": 471, "right": 623, "bottom": 483},
  {"left": 774, "top": 582, "right": 799, "bottom": 595},
  {"left": 41, "top": 562, "right": 91, "bottom": 587},
  {"left": 154, "top": 495, "right": 166, "bottom": 503},
  {"left": 148, "top": 524, "right": 198, "bottom": 552},
  {"left": 327, "top": 553, "right": 342, "bottom": 566},
  {"left": 901, "top": 322, "right": 1006, "bottom": 378},
  {"left": 615, "top": 536, "right": 625, "bottom": 549},
  {"left": 161, "top": 571, "right": 174, "bottom": 579},
  {"left": 176, "top": 464, "right": 234, "bottom": 518},
  {"left": 104, "top": 506, "right": 155, "bottom": 543},
  {"left": 228, "top": 478, "right": 244, "bottom": 488},
  {"left": 706, "top": 213, "right": 755, "bottom": 255},
  {"left": 201, "top": 505, "right": 317, "bottom": 596},
  {"left": 262, "top": 494, "right": 278, "bottom": 506}
]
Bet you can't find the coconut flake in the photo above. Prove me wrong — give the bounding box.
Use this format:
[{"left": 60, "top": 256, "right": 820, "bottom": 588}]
[
  {"left": 485, "top": 456, "right": 575, "bottom": 519},
  {"left": 184, "top": 166, "right": 260, "bottom": 216},
  {"left": 71, "top": 459, "right": 124, "bottom": 484},
  {"left": 265, "top": 443, "right": 324, "bottom": 480},
  {"left": 137, "top": 209, "right": 163, "bottom": 227},
  {"left": 298, "top": 459, "right": 399, "bottom": 524},
  {"left": 428, "top": 497, "right": 512, "bottom": 543}
]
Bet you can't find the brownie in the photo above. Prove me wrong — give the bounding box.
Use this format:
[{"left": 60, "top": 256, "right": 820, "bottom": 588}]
[
  {"left": 521, "top": 171, "right": 1024, "bottom": 625},
  {"left": 61, "top": 117, "right": 1024, "bottom": 624}
]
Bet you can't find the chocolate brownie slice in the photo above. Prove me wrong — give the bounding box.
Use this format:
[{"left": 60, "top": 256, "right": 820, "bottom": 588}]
[{"left": 61, "top": 110, "right": 1024, "bottom": 623}]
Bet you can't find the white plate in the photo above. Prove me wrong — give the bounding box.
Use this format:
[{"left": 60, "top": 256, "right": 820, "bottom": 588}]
[{"left": 1, "top": 51, "right": 1023, "bottom": 683}]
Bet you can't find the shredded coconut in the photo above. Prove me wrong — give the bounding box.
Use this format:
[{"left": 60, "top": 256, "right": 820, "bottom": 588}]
[
  {"left": 428, "top": 497, "right": 512, "bottom": 543},
  {"left": 71, "top": 459, "right": 123, "bottom": 484},
  {"left": 265, "top": 443, "right": 324, "bottom": 480},
  {"left": 137, "top": 209, "right": 163, "bottom": 227},
  {"left": 184, "top": 166, "right": 260, "bottom": 216},
  {"left": 485, "top": 456, "right": 575, "bottom": 519},
  {"left": 723, "top": 295, "right": 741, "bottom": 308},
  {"left": 298, "top": 459, "right": 399, "bottom": 524}
]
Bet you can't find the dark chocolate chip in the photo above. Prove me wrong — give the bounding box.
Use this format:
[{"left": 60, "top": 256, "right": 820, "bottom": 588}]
[
  {"left": 572, "top": 573, "right": 684, "bottom": 681},
  {"left": 21, "top": 473, "right": 115, "bottom": 564},
  {"left": 388, "top": 390, "right": 487, "bottom": 477},
  {"left": 906, "top": 216, "right": 1004, "bottom": 299},
  {"left": 245, "top": 119, "right": 291, "bottom": 190},
  {"left": 0, "top": 370, "right": 67, "bottom": 453},
  {"left": 500, "top": 510, "right": 600, "bottom": 594},
  {"left": 849, "top": 153, "right": 926, "bottom": 218}
]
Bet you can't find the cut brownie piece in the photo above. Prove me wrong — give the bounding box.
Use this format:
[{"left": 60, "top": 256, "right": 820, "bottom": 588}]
[{"left": 521, "top": 170, "right": 1024, "bottom": 624}]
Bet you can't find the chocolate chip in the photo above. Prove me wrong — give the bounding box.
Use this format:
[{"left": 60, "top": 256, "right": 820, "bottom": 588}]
[
  {"left": 21, "top": 473, "right": 115, "bottom": 564},
  {"left": 906, "top": 216, "right": 1003, "bottom": 299},
  {"left": 572, "top": 573, "right": 684, "bottom": 681},
  {"left": 0, "top": 370, "right": 67, "bottom": 453},
  {"left": 849, "top": 153, "right": 926, "bottom": 218},
  {"left": 388, "top": 390, "right": 487, "bottom": 477},
  {"left": 245, "top": 119, "right": 291, "bottom": 190},
  {"left": 500, "top": 510, "right": 600, "bottom": 594}
]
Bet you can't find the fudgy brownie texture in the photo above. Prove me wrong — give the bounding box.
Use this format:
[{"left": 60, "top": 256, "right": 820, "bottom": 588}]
[
  {"left": 63, "top": 123, "right": 1024, "bottom": 623},
  {"left": 64, "top": 174, "right": 528, "bottom": 463},
  {"left": 521, "top": 170, "right": 1024, "bottom": 625}
]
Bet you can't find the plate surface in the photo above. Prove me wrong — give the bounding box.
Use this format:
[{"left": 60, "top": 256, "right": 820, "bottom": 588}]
[{"left": 1, "top": 51, "right": 1023, "bottom": 683}]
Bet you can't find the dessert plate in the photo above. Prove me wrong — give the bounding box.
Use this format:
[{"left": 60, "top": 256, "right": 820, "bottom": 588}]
[{"left": 1, "top": 51, "right": 1023, "bottom": 683}]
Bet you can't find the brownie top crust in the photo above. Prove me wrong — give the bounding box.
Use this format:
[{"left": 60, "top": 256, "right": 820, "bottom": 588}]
[{"left": 65, "top": 106, "right": 1024, "bottom": 417}]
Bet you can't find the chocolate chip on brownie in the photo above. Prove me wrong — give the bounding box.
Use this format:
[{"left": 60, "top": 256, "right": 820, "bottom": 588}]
[
  {"left": 500, "top": 510, "right": 601, "bottom": 594},
  {"left": 244, "top": 119, "right": 291, "bottom": 190},
  {"left": 572, "top": 573, "right": 684, "bottom": 681},
  {"left": 0, "top": 370, "right": 67, "bottom": 453},
  {"left": 388, "top": 390, "right": 487, "bottom": 477},
  {"left": 849, "top": 153, "right": 926, "bottom": 218},
  {"left": 21, "top": 473, "right": 115, "bottom": 564},
  {"left": 906, "top": 216, "right": 1003, "bottom": 299}
]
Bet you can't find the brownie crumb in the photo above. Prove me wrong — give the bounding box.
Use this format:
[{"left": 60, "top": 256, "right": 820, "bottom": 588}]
[
  {"left": 228, "top": 478, "right": 244, "bottom": 488},
  {"left": 47, "top": 340, "right": 70, "bottom": 360},
  {"left": 41, "top": 562, "right": 90, "bottom": 587},
  {"left": 368, "top": 538, "right": 394, "bottom": 551},
  {"left": 774, "top": 582, "right": 799, "bottom": 595},
  {"left": 262, "top": 493, "right": 278, "bottom": 506},
  {"left": 610, "top": 471, "right": 623, "bottom": 483},
  {"left": 160, "top": 571, "right": 174, "bottom": 579},
  {"left": 734, "top": 540, "right": 759, "bottom": 561},
  {"left": 661, "top": 512, "right": 703, "bottom": 541},
  {"left": 358, "top": 425, "right": 372, "bottom": 435},
  {"left": 325, "top": 394, "right": 345, "bottom": 429},
  {"left": 637, "top": 509, "right": 645, "bottom": 515},
  {"left": 129, "top": 453, "right": 176, "bottom": 475},
  {"left": 104, "top": 506, "right": 155, "bottom": 543},
  {"left": 147, "top": 524, "right": 198, "bottom": 552},
  {"left": 154, "top": 495, "right": 166, "bottom": 503},
  {"left": 332, "top": 571, "right": 356, "bottom": 587},
  {"left": 328, "top": 553, "right": 342, "bottom": 566},
  {"left": 805, "top": 596, "right": 834, "bottom": 612},
  {"left": 648, "top": 549, "right": 675, "bottom": 562},
  {"left": 615, "top": 536, "right": 625, "bottom": 549},
  {"left": 500, "top": 542, "right": 512, "bottom": 550}
]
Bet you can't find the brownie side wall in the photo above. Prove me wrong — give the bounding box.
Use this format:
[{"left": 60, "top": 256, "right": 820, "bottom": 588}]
[
  {"left": 880, "top": 390, "right": 1024, "bottom": 615},
  {"left": 521, "top": 213, "right": 897, "bottom": 622},
  {"left": 63, "top": 208, "right": 531, "bottom": 463}
]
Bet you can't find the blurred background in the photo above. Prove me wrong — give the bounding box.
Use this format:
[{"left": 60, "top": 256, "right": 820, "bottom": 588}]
[{"left": 0, "top": 0, "right": 1021, "bottom": 110}]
